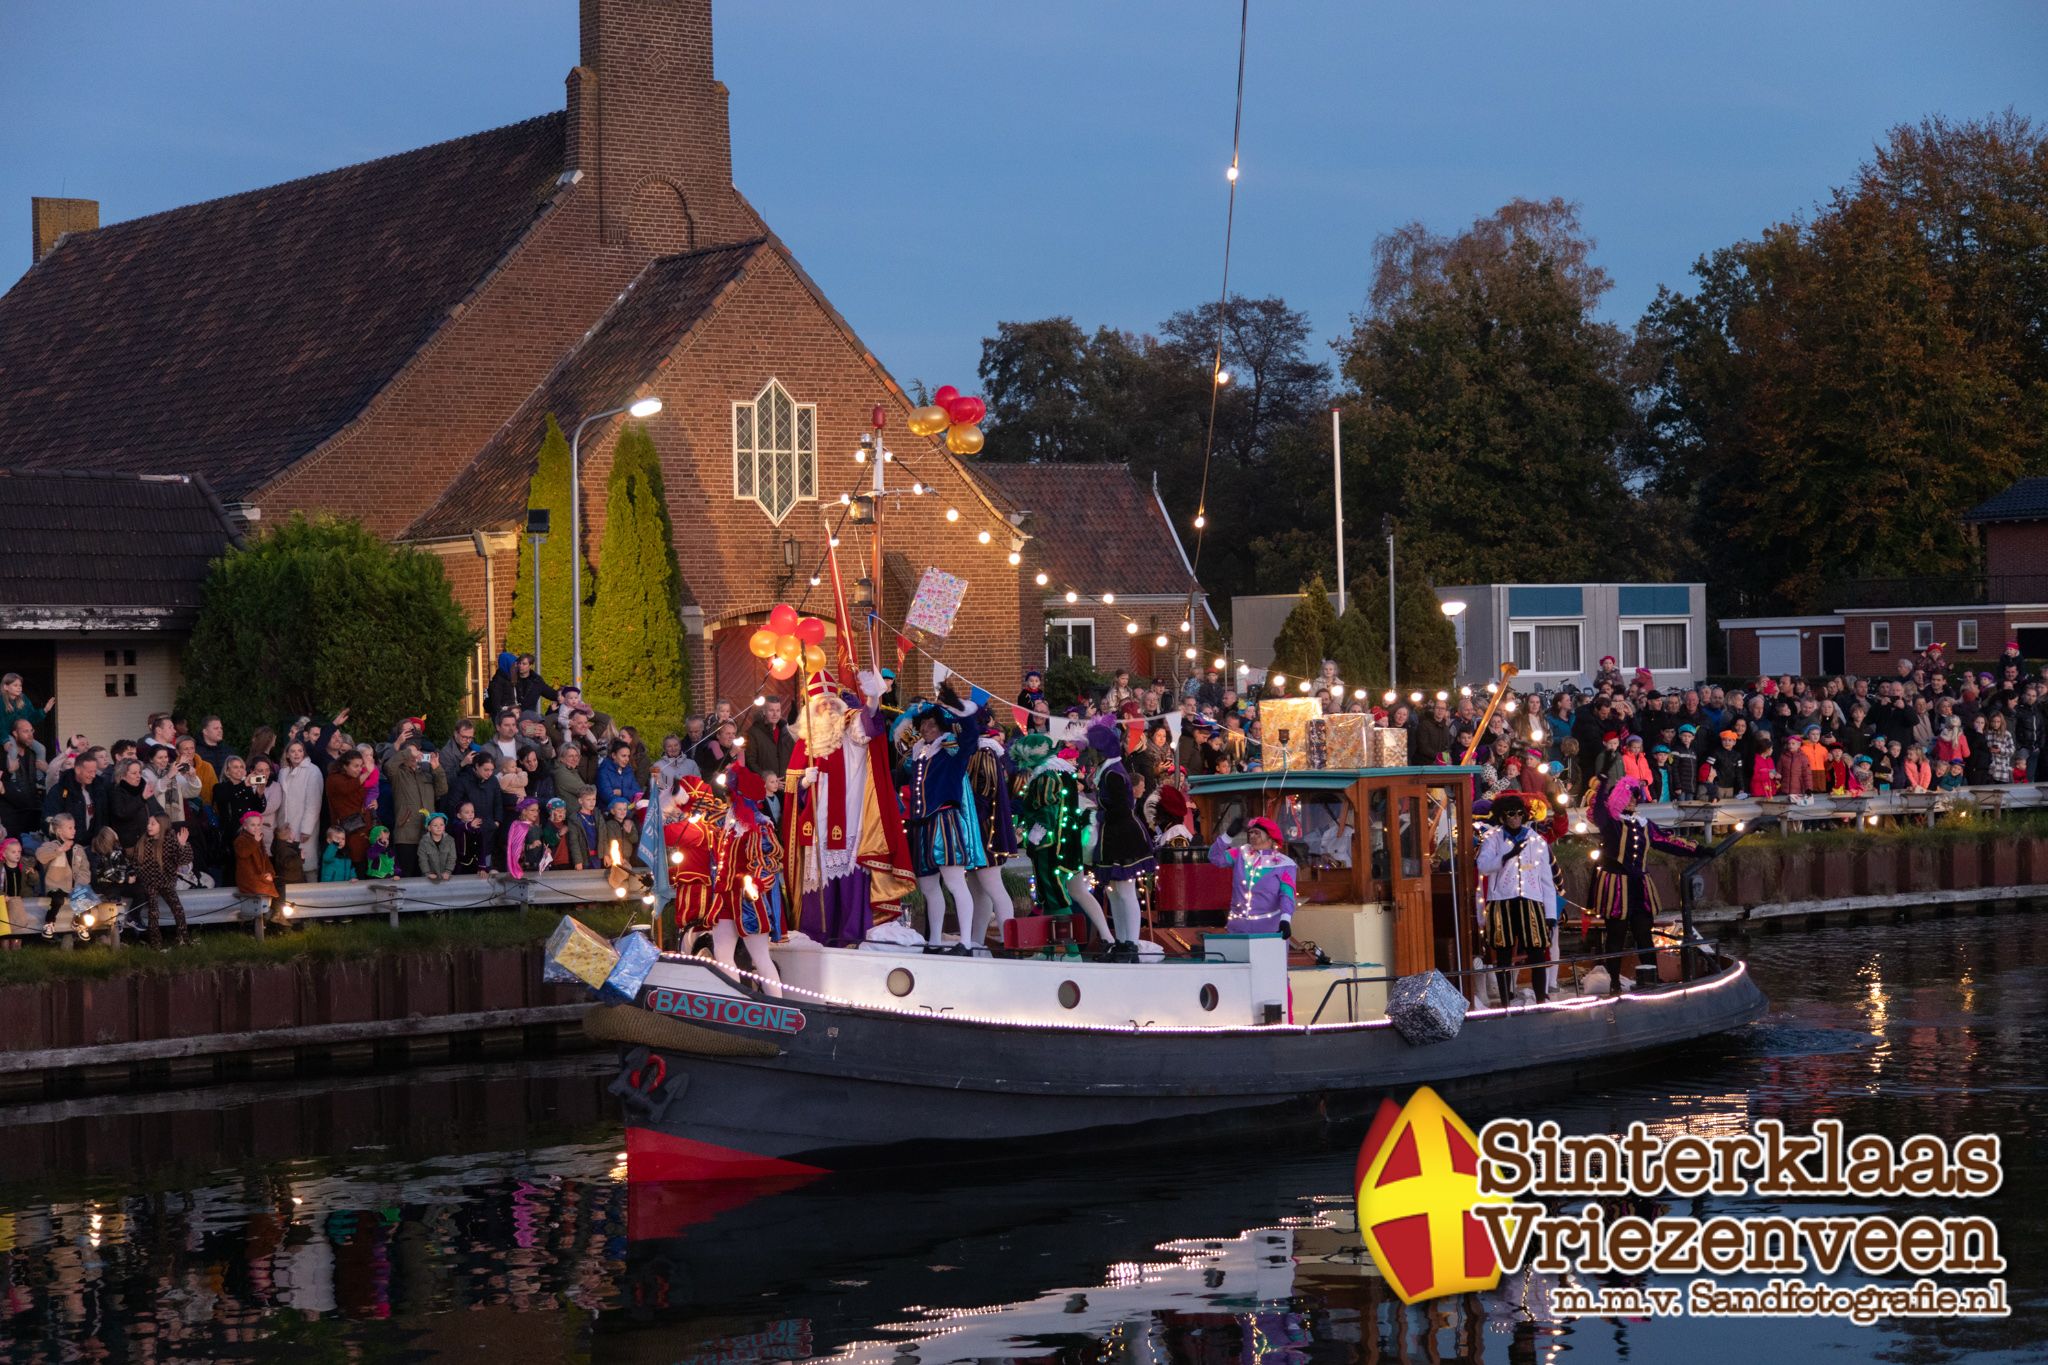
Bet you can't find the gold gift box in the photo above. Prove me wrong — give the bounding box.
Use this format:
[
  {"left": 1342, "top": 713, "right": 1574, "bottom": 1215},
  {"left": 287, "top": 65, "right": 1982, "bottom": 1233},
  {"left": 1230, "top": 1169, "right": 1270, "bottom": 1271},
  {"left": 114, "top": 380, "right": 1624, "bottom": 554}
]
[
  {"left": 1313, "top": 713, "right": 1372, "bottom": 769},
  {"left": 1258, "top": 698, "right": 1322, "bottom": 770},
  {"left": 1367, "top": 725, "right": 1409, "bottom": 768}
]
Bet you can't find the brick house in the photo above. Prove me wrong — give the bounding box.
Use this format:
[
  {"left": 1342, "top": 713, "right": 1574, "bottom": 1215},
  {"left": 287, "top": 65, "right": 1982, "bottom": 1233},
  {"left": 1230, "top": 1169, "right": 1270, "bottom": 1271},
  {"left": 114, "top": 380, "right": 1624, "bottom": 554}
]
[
  {"left": 1719, "top": 477, "right": 2048, "bottom": 678},
  {"left": 974, "top": 464, "right": 1213, "bottom": 683},
  {"left": 0, "top": 0, "right": 1035, "bottom": 713},
  {"left": 0, "top": 470, "right": 240, "bottom": 744}
]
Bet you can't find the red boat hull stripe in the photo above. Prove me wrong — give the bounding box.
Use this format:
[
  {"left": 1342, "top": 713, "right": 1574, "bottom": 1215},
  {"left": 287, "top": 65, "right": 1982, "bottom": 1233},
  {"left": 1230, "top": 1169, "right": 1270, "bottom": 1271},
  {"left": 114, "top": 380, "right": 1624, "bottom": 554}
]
[{"left": 626, "top": 1126, "right": 829, "bottom": 1182}]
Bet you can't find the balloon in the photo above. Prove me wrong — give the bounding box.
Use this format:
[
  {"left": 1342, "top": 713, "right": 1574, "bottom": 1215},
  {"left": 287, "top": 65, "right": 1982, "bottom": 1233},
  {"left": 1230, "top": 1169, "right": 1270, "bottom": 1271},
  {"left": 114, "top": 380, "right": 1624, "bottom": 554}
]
[
  {"left": 944, "top": 394, "right": 985, "bottom": 426},
  {"left": 767, "top": 603, "right": 799, "bottom": 634},
  {"left": 933, "top": 385, "right": 960, "bottom": 407},
  {"left": 769, "top": 656, "right": 797, "bottom": 680},
  {"left": 906, "top": 405, "right": 950, "bottom": 437},
  {"left": 946, "top": 423, "right": 985, "bottom": 456},
  {"left": 795, "top": 616, "right": 826, "bottom": 645},
  {"left": 748, "top": 628, "right": 779, "bottom": 659},
  {"left": 803, "top": 643, "right": 829, "bottom": 673},
  {"left": 778, "top": 633, "right": 802, "bottom": 659}
]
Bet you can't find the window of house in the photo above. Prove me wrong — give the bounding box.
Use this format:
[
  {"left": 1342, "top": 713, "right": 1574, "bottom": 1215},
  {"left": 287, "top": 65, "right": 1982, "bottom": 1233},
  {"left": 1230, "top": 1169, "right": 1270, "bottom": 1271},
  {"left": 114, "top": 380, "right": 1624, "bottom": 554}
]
[
  {"left": 102, "top": 647, "right": 138, "bottom": 698},
  {"left": 1046, "top": 618, "right": 1095, "bottom": 666},
  {"left": 1958, "top": 619, "right": 1979, "bottom": 652},
  {"left": 1509, "top": 622, "right": 1582, "bottom": 674},
  {"left": 732, "top": 378, "right": 817, "bottom": 524},
  {"left": 1620, "top": 622, "right": 1689, "bottom": 673},
  {"left": 1870, "top": 621, "right": 1891, "bottom": 652},
  {"left": 1913, "top": 620, "right": 1934, "bottom": 650}
]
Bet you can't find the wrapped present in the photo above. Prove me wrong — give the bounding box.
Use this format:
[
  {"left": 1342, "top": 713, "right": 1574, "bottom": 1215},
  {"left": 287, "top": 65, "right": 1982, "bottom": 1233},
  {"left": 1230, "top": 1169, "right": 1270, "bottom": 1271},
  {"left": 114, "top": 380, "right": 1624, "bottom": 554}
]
[
  {"left": 1367, "top": 725, "right": 1409, "bottom": 768},
  {"left": 1386, "top": 969, "right": 1467, "bottom": 1045},
  {"left": 1315, "top": 712, "right": 1371, "bottom": 769},
  {"left": 1305, "top": 718, "right": 1330, "bottom": 769},
  {"left": 543, "top": 915, "right": 619, "bottom": 989},
  {"left": 600, "top": 929, "right": 661, "bottom": 1003},
  {"left": 1257, "top": 699, "right": 1321, "bottom": 770}
]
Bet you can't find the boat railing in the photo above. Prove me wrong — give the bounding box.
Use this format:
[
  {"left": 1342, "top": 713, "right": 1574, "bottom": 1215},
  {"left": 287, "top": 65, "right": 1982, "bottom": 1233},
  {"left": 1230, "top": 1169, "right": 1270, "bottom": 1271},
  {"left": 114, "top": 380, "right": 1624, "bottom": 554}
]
[{"left": 1300, "top": 926, "right": 1742, "bottom": 1025}]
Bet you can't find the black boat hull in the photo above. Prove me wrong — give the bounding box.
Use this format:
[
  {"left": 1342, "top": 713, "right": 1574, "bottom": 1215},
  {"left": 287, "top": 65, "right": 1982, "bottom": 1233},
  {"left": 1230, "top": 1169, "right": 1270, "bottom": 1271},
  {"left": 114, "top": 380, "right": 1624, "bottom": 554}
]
[{"left": 617, "top": 961, "right": 1768, "bottom": 1179}]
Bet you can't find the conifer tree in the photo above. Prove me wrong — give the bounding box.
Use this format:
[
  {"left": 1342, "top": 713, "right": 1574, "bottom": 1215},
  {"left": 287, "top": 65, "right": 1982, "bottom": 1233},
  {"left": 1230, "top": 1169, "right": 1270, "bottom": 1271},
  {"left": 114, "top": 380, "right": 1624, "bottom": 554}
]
[
  {"left": 584, "top": 424, "right": 689, "bottom": 735},
  {"left": 1269, "top": 575, "right": 1338, "bottom": 679},
  {"left": 505, "top": 415, "right": 591, "bottom": 672}
]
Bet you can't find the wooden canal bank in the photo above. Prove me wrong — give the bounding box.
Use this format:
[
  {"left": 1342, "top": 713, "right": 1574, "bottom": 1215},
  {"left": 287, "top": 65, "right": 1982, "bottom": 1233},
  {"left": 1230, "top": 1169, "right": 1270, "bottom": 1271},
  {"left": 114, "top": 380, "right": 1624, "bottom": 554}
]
[{"left": 0, "top": 935, "right": 600, "bottom": 1103}]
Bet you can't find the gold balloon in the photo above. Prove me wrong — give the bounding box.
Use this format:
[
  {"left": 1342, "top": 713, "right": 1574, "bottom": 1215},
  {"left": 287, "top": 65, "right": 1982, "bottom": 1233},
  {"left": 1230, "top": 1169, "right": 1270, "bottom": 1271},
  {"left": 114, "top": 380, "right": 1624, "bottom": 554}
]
[
  {"left": 907, "top": 405, "right": 951, "bottom": 437},
  {"left": 946, "top": 423, "right": 985, "bottom": 456},
  {"left": 803, "top": 643, "right": 829, "bottom": 673},
  {"left": 778, "top": 633, "right": 802, "bottom": 659},
  {"left": 749, "top": 628, "right": 779, "bottom": 659}
]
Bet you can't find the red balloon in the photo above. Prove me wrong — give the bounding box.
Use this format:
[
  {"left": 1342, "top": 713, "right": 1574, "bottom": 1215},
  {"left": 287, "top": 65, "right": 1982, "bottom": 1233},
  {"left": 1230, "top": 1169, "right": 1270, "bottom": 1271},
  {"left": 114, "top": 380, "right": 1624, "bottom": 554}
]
[
  {"left": 945, "top": 394, "right": 986, "bottom": 426},
  {"left": 767, "top": 603, "right": 799, "bottom": 634},
  {"left": 795, "top": 616, "right": 826, "bottom": 645},
  {"left": 932, "top": 384, "right": 960, "bottom": 408}
]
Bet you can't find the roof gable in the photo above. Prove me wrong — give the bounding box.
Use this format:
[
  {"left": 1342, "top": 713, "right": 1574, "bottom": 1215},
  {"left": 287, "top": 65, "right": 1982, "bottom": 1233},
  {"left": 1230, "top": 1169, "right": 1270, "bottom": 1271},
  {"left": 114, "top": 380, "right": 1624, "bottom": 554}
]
[
  {"left": 1965, "top": 478, "right": 2048, "bottom": 525},
  {"left": 976, "top": 463, "right": 1205, "bottom": 600},
  {"left": 404, "top": 239, "right": 767, "bottom": 541},
  {"left": 0, "top": 469, "right": 239, "bottom": 627},
  {"left": 0, "top": 114, "right": 566, "bottom": 502}
]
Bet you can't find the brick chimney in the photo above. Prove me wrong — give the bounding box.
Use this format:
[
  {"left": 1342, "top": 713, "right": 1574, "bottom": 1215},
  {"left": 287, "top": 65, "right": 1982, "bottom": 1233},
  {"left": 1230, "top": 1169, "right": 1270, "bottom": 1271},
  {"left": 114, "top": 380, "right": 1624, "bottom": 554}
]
[
  {"left": 566, "top": 0, "right": 751, "bottom": 252},
  {"left": 31, "top": 197, "right": 98, "bottom": 262}
]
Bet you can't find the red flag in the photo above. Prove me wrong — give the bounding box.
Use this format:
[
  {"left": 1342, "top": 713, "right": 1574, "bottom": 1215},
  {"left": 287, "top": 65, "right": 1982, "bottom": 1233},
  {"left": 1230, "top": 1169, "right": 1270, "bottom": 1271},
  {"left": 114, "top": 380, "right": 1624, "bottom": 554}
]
[
  {"left": 895, "top": 634, "right": 913, "bottom": 665},
  {"left": 825, "top": 539, "right": 861, "bottom": 681}
]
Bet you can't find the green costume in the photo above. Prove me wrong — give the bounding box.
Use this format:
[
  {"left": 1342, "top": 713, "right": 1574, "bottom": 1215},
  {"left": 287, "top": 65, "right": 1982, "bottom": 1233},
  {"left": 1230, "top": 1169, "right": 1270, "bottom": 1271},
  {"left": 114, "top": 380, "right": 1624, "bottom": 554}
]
[{"left": 1008, "top": 734, "right": 1085, "bottom": 916}]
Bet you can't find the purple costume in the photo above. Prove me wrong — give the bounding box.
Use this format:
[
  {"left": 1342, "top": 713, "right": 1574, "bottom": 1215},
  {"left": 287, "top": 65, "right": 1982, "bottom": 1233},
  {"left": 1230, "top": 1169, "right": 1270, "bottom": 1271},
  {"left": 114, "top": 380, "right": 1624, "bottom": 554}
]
[{"left": 1208, "top": 834, "right": 1299, "bottom": 934}]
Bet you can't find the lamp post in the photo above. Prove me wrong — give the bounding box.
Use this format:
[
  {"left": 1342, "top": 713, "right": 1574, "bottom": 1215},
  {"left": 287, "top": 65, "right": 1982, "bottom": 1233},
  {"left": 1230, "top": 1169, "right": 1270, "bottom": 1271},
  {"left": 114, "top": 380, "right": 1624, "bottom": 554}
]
[
  {"left": 1440, "top": 598, "right": 1467, "bottom": 688},
  {"left": 1331, "top": 407, "right": 1346, "bottom": 616},
  {"left": 570, "top": 396, "right": 664, "bottom": 686},
  {"left": 1383, "top": 514, "right": 1396, "bottom": 691},
  {"left": 524, "top": 508, "right": 550, "bottom": 674}
]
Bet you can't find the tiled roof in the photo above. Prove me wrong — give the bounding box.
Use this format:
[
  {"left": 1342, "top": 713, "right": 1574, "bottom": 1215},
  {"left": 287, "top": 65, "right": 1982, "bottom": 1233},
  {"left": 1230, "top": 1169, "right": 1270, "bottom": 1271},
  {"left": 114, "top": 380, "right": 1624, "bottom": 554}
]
[
  {"left": 0, "top": 114, "right": 566, "bottom": 502},
  {"left": 0, "top": 469, "right": 238, "bottom": 624},
  {"left": 405, "top": 240, "right": 766, "bottom": 541},
  {"left": 975, "top": 462, "right": 1204, "bottom": 599},
  {"left": 1965, "top": 478, "right": 2048, "bottom": 525}
]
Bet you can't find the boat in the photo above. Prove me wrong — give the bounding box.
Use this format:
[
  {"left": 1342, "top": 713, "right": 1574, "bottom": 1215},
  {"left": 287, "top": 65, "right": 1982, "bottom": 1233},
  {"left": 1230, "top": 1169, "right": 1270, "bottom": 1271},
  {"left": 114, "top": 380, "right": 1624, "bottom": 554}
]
[{"left": 595, "top": 760, "right": 1768, "bottom": 1181}]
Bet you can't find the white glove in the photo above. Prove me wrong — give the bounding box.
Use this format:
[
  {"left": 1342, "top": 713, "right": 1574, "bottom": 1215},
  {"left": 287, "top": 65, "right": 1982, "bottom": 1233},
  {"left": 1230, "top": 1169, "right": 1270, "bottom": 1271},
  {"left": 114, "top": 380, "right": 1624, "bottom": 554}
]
[{"left": 857, "top": 670, "right": 884, "bottom": 703}]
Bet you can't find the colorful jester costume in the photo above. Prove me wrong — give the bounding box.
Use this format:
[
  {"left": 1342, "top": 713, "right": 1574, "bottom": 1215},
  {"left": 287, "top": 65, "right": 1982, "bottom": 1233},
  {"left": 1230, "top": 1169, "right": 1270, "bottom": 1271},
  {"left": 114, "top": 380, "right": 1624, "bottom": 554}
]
[{"left": 1009, "top": 732, "right": 1083, "bottom": 916}]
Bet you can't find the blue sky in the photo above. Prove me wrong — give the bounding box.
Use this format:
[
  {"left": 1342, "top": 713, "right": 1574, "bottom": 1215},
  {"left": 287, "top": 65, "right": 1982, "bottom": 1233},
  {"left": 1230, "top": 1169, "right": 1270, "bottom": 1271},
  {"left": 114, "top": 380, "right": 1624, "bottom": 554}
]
[{"left": 5, "top": 2, "right": 2042, "bottom": 391}]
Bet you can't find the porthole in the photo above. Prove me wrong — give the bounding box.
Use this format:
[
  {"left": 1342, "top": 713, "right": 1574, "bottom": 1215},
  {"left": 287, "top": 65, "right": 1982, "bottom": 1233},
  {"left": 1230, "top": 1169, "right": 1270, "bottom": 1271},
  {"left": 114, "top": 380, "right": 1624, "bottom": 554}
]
[
  {"left": 886, "top": 967, "right": 915, "bottom": 997},
  {"left": 1057, "top": 980, "right": 1081, "bottom": 1010},
  {"left": 1199, "top": 983, "right": 1219, "bottom": 1012}
]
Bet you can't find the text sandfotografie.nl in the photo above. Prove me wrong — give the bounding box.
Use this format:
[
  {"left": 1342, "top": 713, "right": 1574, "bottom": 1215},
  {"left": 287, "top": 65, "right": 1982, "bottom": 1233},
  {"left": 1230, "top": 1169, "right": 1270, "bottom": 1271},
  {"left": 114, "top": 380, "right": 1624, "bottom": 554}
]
[{"left": 1551, "top": 1278, "right": 2009, "bottom": 1326}]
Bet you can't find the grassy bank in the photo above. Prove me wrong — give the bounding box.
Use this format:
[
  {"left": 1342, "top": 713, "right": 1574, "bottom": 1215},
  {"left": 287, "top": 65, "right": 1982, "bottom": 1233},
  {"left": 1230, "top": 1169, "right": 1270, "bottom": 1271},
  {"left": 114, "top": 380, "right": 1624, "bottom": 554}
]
[{"left": 0, "top": 903, "right": 635, "bottom": 988}]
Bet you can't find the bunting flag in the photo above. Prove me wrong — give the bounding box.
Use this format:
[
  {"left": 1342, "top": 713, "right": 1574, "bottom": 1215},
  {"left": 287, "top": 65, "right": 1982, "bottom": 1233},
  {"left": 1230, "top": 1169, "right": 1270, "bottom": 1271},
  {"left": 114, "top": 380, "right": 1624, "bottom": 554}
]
[{"left": 636, "top": 794, "right": 671, "bottom": 914}]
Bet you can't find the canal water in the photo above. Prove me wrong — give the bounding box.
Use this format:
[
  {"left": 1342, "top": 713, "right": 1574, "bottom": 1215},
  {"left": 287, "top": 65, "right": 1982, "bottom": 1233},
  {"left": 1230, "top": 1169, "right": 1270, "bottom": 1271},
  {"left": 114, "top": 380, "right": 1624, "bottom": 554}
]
[{"left": 0, "top": 912, "right": 2041, "bottom": 1363}]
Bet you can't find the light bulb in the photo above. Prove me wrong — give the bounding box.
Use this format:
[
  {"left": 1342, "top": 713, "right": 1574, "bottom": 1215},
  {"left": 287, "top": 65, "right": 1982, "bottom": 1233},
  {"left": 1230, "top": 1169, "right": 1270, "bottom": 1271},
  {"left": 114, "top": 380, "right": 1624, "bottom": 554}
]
[
  {"left": 1194, "top": 513, "right": 1206, "bottom": 529},
  {"left": 912, "top": 481, "right": 925, "bottom": 494},
  {"left": 1035, "top": 572, "right": 1049, "bottom": 587},
  {"left": 828, "top": 535, "right": 840, "bottom": 548},
  {"left": 1179, "top": 620, "right": 1191, "bottom": 632},
  {"left": 1102, "top": 592, "right": 1115, "bottom": 604},
  {"left": 945, "top": 507, "right": 960, "bottom": 522},
  {"left": 1155, "top": 634, "right": 1169, "bottom": 648},
  {"left": 1008, "top": 551, "right": 1021, "bottom": 566},
  {"left": 1436, "top": 690, "right": 1448, "bottom": 701},
  {"left": 1185, "top": 647, "right": 1198, "bottom": 660},
  {"left": 1384, "top": 690, "right": 1397, "bottom": 703},
  {"left": 1409, "top": 691, "right": 1422, "bottom": 703},
  {"left": 1271, "top": 674, "right": 1285, "bottom": 687},
  {"left": 1213, "top": 658, "right": 1227, "bottom": 670},
  {"left": 1237, "top": 663, "right": 1250, "bottom": 673},
  {"left": 641, "top": 893, "right": 656, "bottom": 906},
  {"left": 1299, "top": 680, "right": 1312, "bottom": 694},
  {"left": 1215, "top": 369, "right": 1231, "bottom": 386},
  {"left": 753, "top": 694, "right": 766, "bottom": 707},
  {"left": 614, "top": 885, "right": 627, "bottom": 898},
  {"left": 670, "top": 851, "right": 684, "bottom": 865},
  {"left": 853, "top": 450, "right": 866, "bottom": 464},
  {"left": 1460, "top": 685, "right": 1472, "bottom": 697},
  {"left": 1127, "top": 622, "right": 1140, "bottom": 635},
  {"left": 839, "top": 492, "right": 851, "bottom": 505},
  {"left": 810, "top": 575, "right": 821, "bottom": 587},
  {"left": 1226, "top": 163, "right": 1240, "bottom": 182},
  {"left": 1353, "top": 688, "right": 1366, "bottom": 700},
  {"left": 1065, "top": 590, "right": 1078, "bottom": 604}
]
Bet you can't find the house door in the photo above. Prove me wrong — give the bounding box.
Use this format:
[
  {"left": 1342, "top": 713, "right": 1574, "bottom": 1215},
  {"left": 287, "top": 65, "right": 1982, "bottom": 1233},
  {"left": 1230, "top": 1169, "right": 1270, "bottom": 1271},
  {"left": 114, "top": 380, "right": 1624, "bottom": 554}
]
[
  {"left": 1819, "top": 634, "right": 1845, "bottom": 675},
  {"left": 1757, "top": 631, "right": 1802, "bottom": 677}
]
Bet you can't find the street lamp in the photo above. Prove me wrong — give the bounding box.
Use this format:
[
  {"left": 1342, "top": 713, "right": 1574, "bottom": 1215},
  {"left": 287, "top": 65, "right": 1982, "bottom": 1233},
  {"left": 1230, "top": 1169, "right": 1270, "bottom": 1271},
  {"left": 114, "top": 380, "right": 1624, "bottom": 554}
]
[
  {"left": 525, "top": 508, "right": 551, "bottom": 673},
  {"left": 1440, "top": 598, "right": 1468, "bottom": 689},
  {"left": 571, "top": 396, "right": 664, "bottom": 685}
]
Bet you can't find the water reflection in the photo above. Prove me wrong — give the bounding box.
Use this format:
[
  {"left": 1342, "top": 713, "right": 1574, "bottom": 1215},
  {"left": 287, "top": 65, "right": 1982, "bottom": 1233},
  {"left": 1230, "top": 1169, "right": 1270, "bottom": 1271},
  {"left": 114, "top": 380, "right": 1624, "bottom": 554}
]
[{"left": 0, "top": 913, "right": 2040, "bottom": 1363}]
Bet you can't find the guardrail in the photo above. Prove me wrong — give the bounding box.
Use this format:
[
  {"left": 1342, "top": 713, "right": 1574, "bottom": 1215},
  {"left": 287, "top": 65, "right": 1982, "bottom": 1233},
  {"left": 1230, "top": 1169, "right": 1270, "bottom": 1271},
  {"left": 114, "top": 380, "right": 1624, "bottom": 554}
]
[
  {"left": 1632, "top": 783, "right": 2035, "bottom": 834},
  {"left": 124, "top": 868, "right": 637, "bottom": 932}
]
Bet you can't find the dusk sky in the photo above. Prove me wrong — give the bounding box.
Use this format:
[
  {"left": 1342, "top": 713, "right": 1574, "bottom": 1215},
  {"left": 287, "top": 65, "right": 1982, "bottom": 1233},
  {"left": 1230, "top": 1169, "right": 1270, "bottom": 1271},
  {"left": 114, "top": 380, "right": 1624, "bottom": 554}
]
[{"left": 6, "top": 2, "right": 2042, "bottom": 393}]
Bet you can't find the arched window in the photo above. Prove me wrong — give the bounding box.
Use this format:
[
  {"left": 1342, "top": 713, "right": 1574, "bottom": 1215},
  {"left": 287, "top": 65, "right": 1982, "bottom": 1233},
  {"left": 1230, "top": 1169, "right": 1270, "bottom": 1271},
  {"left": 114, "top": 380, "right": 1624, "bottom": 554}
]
[{"left": 733, "top": 378, "right": 816, "bottom": 524}]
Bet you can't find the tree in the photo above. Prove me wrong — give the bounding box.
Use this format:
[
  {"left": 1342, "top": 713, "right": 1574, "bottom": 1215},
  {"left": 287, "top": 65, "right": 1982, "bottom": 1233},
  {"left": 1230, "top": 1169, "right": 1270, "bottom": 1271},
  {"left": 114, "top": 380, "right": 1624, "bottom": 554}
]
[
  {"left": 179, "top": 516, "right": 474, "bottom": 744},
  {"left": 1635, "top": 113, "right": 2048, "bottom": 612},
  {"left": 1336, "top": 198, "right": 1641, "bottom": 585},
  {"left": 1269, "top": 575, "right": 1338, "bottom": 678},
  {"left": 504, "top": 414, "right": 592, "bottom": 672},
  {"left": 584, "top": 424, "right": 690, "bottom": 737}
]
